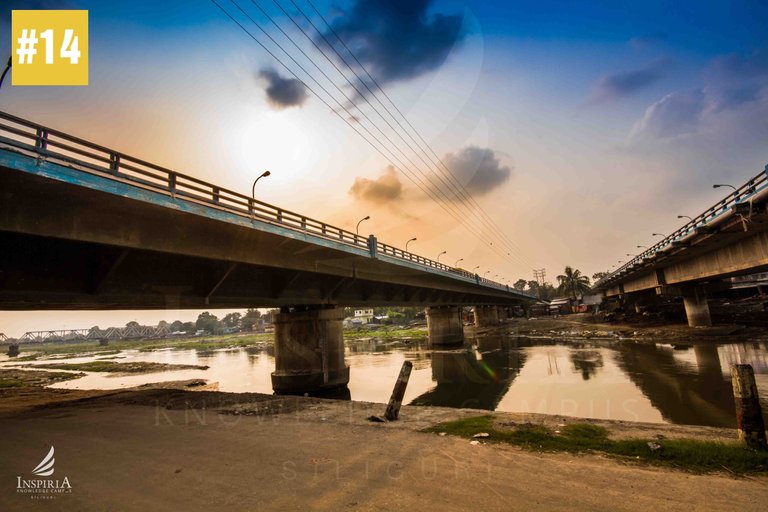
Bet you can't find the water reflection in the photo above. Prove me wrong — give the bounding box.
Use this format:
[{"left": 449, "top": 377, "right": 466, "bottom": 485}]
[{"left": 5, "top": 333, "right": 768, "bottom": 427}]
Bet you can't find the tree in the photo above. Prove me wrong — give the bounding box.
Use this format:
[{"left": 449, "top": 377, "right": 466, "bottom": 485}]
[
  {"left": 556, "top": 266, "right": 591, "bottom": 300},
  {"left": 241, "top": 309, "right": 262, "bottom": 331},
  {"left": 182, "top": 321, "right": 195, "bottom": 333},
  {"left": 195, "top": 312, "right": 220, "bottom": 334},
  {"left": 125, "top": 321, "right": 140, "bottom": 329},
  {"left": 592, "top": 271, "right": 608, "bottom": 282},
  {"left": 513, "top": 279, "right": 527, "bottom": 291},
  {"left": 170, "top": 320, "right": 184, "bottom": 332},
  {"left": 158, "top": 320, "right": 169, "bottom": 329},
  {"left": 222, "top": 312, "right": 242, "bottom": 329}
]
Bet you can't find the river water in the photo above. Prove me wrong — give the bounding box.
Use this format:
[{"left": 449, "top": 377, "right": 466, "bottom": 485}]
[{"left": 4, "top": 332, "right": 768, "bottom": 428}]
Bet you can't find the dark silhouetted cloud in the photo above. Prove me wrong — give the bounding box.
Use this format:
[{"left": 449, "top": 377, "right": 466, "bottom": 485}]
[
  {"left": 324, "top": 0, "right": 465, "bottom": 85},
  {"left": 442, "top": 146, "right": 512, "bottom": 197},
  {"left": 589, "top": 59, "right": 670, "bottom": 103},
  {"left": 258, "top": 68, "right": 308, "bottom": 110},
  {"left": 349, "top": 166, "right": 403, "bottom": 204}
]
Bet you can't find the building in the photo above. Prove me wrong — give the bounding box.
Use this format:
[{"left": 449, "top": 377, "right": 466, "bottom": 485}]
[{"left": 353, "top": 308, "right": 374, "bottom": 324}]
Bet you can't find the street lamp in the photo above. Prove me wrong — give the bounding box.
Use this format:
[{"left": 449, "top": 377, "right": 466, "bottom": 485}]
[
  {"left": 454, "top": 258, "right": 464, "bottom": 267},
  {"left": 252, "top": 170, "right": 271, "bottom": 201},
  {"left": 677, "top": 215, "right": 693, "bottom": 222},
  {"left": 356, "top": 215, "right": 370, "bottom": 235},
  {"left": 636, "top": 245, "right": 646, "bottom": 249},
  {"left": 484, "top": 270, "right": 490, "bottom": 277},
  {"left": 437, "top": 251, "right": 447, "bottom": 263},
  {"left": 405, "top": 237, "right": 417, "bottom": 252},
  {"left": 473, "top": 265, "right": 480, "bottom": 273},
  {"left": 652, "top": 233, "right": 664, "bottom": 236},
  {"left": 713, "top": 183, "right": 737, "bottom": 192}
]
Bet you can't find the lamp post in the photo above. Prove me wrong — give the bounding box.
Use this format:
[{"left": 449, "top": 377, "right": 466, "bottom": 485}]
[
  {"left": 637, "top": 245, "right": 646, "bottom": 249},
  {"left": 677, "top": 215, "right": 693, "bottom": 222},
  {"left": 454, "top": 258, "right": 464, "bottom": 267},
  {"left": 356, "top": 215, "right": 370, "bottom": 235},
  {"left": 252, "top": 170, "right": 271, "bottom": 202},
  {"left": 484, "top": 270, "right": 490, "bottom": 277},
  {"left": 713, "top": 183, "right": 737, "bottom": 192},
  {"left": 437, "top": 251, "right": 447, "bottom": 263},
  {"left": 405, "top": 237, "right": 417, "bottom": 252},
  {"left": 473, "top": 266, "right": 480, "bottom": 274},
  {"left": 652, "top": 233, "right": 664, "bottom": 237}
]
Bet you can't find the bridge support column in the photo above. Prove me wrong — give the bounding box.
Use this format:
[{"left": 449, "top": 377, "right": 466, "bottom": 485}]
[
  {"left": 426, "top": 306, "right": 464, "bottom": 346},
  {"left": 682, "top": 285, "right": 712, "bottom": 327},
  {"left": 271, "top": 305, "right": 349, "bottom": 394},
  {"left": 7, "top": 344, "right": 19, "bottom": 357},
  {"left": 474, "top": 306, "right": 499, "bottom": 327}
]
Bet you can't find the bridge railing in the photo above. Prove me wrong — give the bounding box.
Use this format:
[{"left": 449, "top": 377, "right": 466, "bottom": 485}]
[
  {"left": 594, "top": 163, "right": 768, "bottom": 289},
  {"left": 0, "top": 111, "right": 528, "bottom": 297}
]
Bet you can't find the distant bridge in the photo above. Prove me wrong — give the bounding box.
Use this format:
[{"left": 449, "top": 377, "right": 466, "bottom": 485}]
[
  {"left": 594, "top": 164, "right": 768, "bottom": 326},
  {"left": 17, "top": 325, "right": 171, "bottom": 344}
]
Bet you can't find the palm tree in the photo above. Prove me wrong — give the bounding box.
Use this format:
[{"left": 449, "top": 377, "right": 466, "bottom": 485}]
[{"left": 556, "top": 266, "right": 591, "bottom": 300}]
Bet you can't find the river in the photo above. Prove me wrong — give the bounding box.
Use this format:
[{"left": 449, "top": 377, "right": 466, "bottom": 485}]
[{"left": 4, "top": 332, "right": 768, "bottom": 428}]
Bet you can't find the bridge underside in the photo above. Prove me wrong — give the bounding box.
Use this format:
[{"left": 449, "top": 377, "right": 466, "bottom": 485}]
[
  {"left": 0, "top": 159, "right": 530, "bottom": 310},
  {"left": 0, "top": 231, "right": 517, "bottom": 310}
]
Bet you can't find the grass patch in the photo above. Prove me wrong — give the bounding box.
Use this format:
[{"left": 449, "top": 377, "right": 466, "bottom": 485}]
[
  {"left": 0, "top": 378, "right": 24, "bottom": 388},
  {"left": 31, "top": 361, "right": 208, "bottom": 374},
  {"left": 343, "top": 327, "right": 427, "bottom": 341},
  {"left": 8, "top": 333, "right": 275, "bottom": 358},
  {"left": 425, "top": 415, "right": 768, "bottom": 474}
]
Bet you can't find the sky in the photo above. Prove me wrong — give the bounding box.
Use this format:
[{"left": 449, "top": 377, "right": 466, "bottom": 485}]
[{"left": 1, "top": 0, "right": 767, "bottom": 335}]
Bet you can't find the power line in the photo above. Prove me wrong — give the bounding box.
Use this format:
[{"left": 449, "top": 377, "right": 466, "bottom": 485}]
[
  {"left": 302, "top": 0, "right": 534, "bottom": 269},
  {"left": 212, "top": 0, "right": 520, "bottom": 266},
  {"left": 260, "top": 0, "right": 527, "bottom": 266}
]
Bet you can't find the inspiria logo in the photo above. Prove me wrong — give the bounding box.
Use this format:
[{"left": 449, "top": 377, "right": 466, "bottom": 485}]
[{"left": 16, "top": 446, "right": 72, "bottom": 499}]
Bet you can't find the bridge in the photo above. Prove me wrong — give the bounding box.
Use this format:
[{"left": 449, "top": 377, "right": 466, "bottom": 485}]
[
  {"left": 593, "top": 164, "right": 768, "bottom": 327},
  {"left": 0, "top": 111, "right": 535, "bottom": 393},
  {"left": 15, "top": 325, "right": 172, "bottom": 344}
]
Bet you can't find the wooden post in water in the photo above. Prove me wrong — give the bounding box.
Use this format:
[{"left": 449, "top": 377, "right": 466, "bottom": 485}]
[
  {"left": 385, "top": 361, "right": 413, "bottom": 421},
  {"left": 731, "top": 364, "right": 767, "bottom": 450}
]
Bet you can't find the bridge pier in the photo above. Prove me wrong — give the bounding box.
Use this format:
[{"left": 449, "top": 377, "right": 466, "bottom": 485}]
[
  {"left": 271, "top": 305, "right": 350, "bottom": 394},
  {"left": 7, "top": 344, "right": 19, "bottom": 357},
  {"left": 682, "top": 285, "right": 712, "bottom": 327},
  {"left": 497, "top": 306, "right": 511, "bottom": 322},
  {"left": 474, "top": 306, "right": 499, "bottom": 327},
  {"left": 426, "top": 306, "right": 464, "bottom": 346}
]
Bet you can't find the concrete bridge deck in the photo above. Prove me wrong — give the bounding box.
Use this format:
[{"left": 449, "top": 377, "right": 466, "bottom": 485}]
[{"left": 593, "top": 164, "right": 768, "bottom": 326}]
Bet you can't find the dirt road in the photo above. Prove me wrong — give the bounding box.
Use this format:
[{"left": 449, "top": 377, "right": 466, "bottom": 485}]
[{"left": 0, "top": 392, "right": 766, "bottom": 511}]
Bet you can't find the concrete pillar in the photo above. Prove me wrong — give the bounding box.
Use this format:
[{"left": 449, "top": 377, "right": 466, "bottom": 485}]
[
  {"left": 271, "top": 305, "right": 350, "bottom": 394},
  {"left": 497, "top": 307, "right": 508, "bottom": 322},
  {"left": 682, "top": 285, "right": 712, "bottom": 327},
  {"left": 7, "top": 344, "right": 19, "bottom": 357},
  {"left": 473, "top": 306, "right": 499, "bottom": 327},
  {"left": 426, "top": 306, "right": 464, "bottom": 346}
]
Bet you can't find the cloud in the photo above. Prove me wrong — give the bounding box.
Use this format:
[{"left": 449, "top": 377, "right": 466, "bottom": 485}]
[
  {"left": 629, "top": 90, "right": 706, "bottom": 141},
  {"left": 629, "top": 49, "right": 768, "bottom": 143},
  {"left": 628, "top": 33, "right": 667, "bottom": 50},
  {"left": 588, "top": 59, "right": 671, "bottom": 103},
  {"left": 441, "top": 146, "right": 512, "bottom": 197},
  {"left": 323, "top": 0, "right": 466, "bottom": 85},
  {"left": 349, "top": 166, "right": 403, "bottom": 204},
  {"left": 258, "top": 68, "right": 308, "bottom": 110}
]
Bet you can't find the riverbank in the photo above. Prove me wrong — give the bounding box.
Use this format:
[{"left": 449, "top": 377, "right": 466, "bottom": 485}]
[{"left": 0, "top": 383, "right": 766, "bottom": 511}]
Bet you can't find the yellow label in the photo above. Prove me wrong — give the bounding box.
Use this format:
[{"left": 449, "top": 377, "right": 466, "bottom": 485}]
[{"left": 11, "top": 10, "right": 89, "bottom": 86}]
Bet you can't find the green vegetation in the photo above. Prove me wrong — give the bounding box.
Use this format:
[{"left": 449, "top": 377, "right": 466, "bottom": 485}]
[
  {"left": 7, "top": 333, "right": 274, "bottom": 359},
  {"left": 31, "top": 361, "right": 209, "bottom": 373},
  {"left": 556, "top": 266, "right": 591, "bottom": 299},
  {"left": 343, "top": 327, "right": 427, "bottom": 341},
  {"left": 0, "top": 368, "right": 85, "bottom": 387},
  {"left": 426, "top": 415, "right": 768, "bottom": 474}
]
